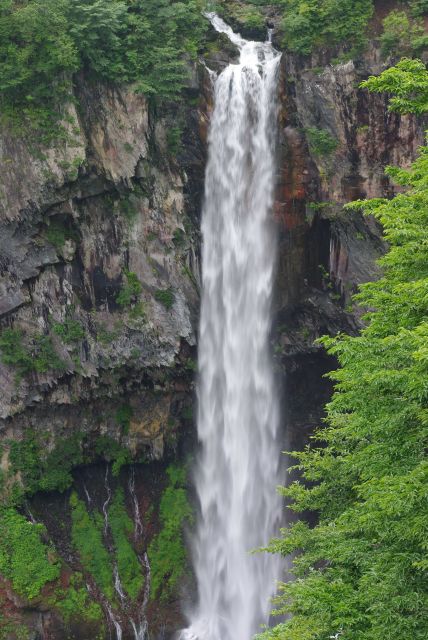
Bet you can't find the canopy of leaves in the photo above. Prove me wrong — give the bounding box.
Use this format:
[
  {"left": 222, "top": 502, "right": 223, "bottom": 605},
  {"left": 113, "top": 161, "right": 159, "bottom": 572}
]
[
  {"left": 259, "top": 60, "right": 428, "bottom": 640},
  {"left": 380, "top": 9, "right": 428, "bottom": 58},
  {"left": 0, "top": 0, "right": 207, "bottom": 130},
  {"left": 279, "top": 0, "right": 374, "bottom": 54},
  {"left": 360, "top": 57, "right": 428, "bottom": 115}
]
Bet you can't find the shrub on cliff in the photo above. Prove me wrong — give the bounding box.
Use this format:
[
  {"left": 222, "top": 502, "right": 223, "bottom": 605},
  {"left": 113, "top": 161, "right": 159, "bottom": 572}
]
[
  {"left": 0, "top": 509, "right": 60, "bottom": 600},
  {"left": 259, "top": 59, "right": 428, "bottom": 640}
]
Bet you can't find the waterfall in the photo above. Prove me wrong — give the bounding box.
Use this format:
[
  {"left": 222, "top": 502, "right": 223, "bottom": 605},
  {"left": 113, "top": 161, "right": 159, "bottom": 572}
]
[{"left": 181, "top": 14, "right": 283, "bottom": 640}]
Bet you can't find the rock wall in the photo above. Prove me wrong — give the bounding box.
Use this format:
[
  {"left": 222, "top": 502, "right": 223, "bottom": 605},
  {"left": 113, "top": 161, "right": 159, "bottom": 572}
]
[
  {"left": 273, "top": 36, "right": 425, "bottom": 452},
  {"left": 0, "top": 64, "right": 211, "bottom": 638}
]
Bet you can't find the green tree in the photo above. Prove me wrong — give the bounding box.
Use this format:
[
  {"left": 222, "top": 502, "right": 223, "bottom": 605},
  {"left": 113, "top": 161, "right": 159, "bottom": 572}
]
[
  {"left": 279, "top": 0, "right": 373, "bottom": 54},
  {"left": 360, "top": 57, "right": 428, "bottom": 115},
  {"left": 0, "top": 0, "right": 208, "bottom": 132},
  {"left": 380, "top": 10, "right": 428, "bottom": 57},
  {"left": 259, "top": 60, "right": 428, "bottom": 640}
]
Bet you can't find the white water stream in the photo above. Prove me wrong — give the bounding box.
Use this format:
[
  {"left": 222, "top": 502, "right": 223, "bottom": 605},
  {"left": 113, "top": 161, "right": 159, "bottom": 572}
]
[{"left": 181, "top": 14, "right": 283, "bottom": 640}]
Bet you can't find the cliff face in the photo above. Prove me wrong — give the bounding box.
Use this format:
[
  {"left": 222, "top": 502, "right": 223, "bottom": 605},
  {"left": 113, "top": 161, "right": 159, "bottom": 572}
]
[
  {"left": 273, "top": 42, "right": 425, "bottom": 452},
  {"left": 0, "top": 67, "right": 210, "bottom": 638},
  {"left": 0, "top": 12, "right": 425, "bottom": 640}
]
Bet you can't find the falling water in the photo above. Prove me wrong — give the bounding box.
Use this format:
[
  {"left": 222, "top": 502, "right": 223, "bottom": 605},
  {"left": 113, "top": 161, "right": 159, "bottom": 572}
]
[
  {"left": 128, "top": 466, "right": 151, "bottom": 640},
  {"left": 181, "top": 13, "right": 283, "bottom": 640},
  {"left": 129, "top": 466, "right": 143, "bottom": 541},
  {"left": 82, "top": 481, "right": 92, "bottom": 506},
  {"left": 106, "top": 603, "right": 123, "bottom": 640},
  {"left": 103, "top": 465, "right": 113, "bottom": 534}
]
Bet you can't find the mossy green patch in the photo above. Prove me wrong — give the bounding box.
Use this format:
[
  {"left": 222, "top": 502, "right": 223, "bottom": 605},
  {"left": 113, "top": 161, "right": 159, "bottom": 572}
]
[
  {"left": 9, "top": 432, "right": 83, "bottom": 496},
  {"left": 108, "top": 489, "right": 144, "bottom": 601},
  {"left": 0, "top": 328, "right": 66, "bottom": 380},
  {"left": 0, "top": 508, "right": 60, "bottom": 600},
  {"left": 148, "top": 464, "right": 192, "bottom": 602},
  {"left": 55, "top": 573, "right": 103, "bottom": 625},
  {"left": 304, "top": 127, "right": 338, "bottom": 157},
  {"left": 154, "top": 287, "right": 175, "bottom": 309},
  {"left": 70, "top": 492, "right": 114, "bottom": 601},
  {"left": 94, "top": 436, "right": 131, "bottom": 477},
  {"left": 116, "top": 271, "right": 143, "bottom": 308},
  {"left": 115, "top": 404, "right": 134, "bottom": 433},
  {"left": 53, "top": 318, "right": 85, "bottom": 344}
]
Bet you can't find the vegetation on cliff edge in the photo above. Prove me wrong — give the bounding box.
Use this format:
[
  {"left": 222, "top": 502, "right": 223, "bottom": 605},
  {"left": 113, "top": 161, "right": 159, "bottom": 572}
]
[{"left": 0, "top": 0, "right": 208, "bottom": 133}]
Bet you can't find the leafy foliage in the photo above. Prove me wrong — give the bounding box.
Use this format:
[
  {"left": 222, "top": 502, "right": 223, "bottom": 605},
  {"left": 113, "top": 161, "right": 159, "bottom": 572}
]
[
  {"left": 53, "top": 317, "right": 85, "bottom": 344},
  {"left": 115, "top": 404, "right": 134, "bottom": 432},
  {"left": 148, "top": 464, "right": 192, "bottom": 601},
  {"left": 259, "top": 61, "right": 428, "bottom": 640},
  {"left": 9, "top": 432, "right": 83, "bottom": 495},
  {"left": 304, "top": 127, "right": 338, "bottom": 157},
  {"left": 279, "top": 0, "right": 373, "bottom": 54},
  {"left": 94, "top": 436, "right": 131, "bottom": 476},
  {"left": 108, "top": 488, "right": 144, "bottom": 601},
  {"left": 45, "top": 218, "right": 79, "bottom": 250},
  {"left": 0, "top": 328, "right": 66, "bottom": 378},
  {"left": 70, "top": 492, "right": 114, "bottom": 600},
  {"left": 380, "top": 10, "right": 428, "bottom": 57},
  {"left": 0, "top": 508, "right": 60, "bottom": 599},
  {"left": 154, "top": 287, "right": 175, "bottom": 309},
  {"left": 360, "top": 57, "right": 428, "bottom": 115},
  {"left": 55, "top": 573, "right": 103, "bottom": 624},
  {"left": 217, "top": 0, "right": 265, "bottom": 33},
  {"left": 116, "top": 270, "right": 143, "bottom": 308},
  {"left": 0, "top": 0, "right": 208, "bottom": 132},
  {"left": 410, "top": 0, "right": 428, "bottom": 16}
]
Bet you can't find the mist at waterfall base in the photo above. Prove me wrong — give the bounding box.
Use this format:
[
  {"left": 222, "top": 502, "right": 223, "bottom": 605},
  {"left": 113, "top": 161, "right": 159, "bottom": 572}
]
[{"left": 180, "top": 15, "right": 283, "bottom": 640}]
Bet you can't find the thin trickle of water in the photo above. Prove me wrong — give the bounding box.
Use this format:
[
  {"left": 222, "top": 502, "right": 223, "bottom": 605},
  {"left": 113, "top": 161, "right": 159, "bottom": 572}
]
[
  {"left": 131, "top": 618, "right": 148, "bottom": 640},
  {"left": 100, "top": 466, "right": 126, "bottom": 637},
  {"left": 129, "top": 466, "right": 143, "bottom": 541},
  {"left": 181, "top": 14, "right": 283, "bottom": 640},
  {"left": 114, "top": 565, "right": 126, "bottom": 604},
  {"left": 25, "top": 502, "right": 37, "bottom": 524},
  {"left": 106, "top": 603, "right": 123, "bottom": 640},
  {"left": 83, "top": 481, "right": 92, "bottom": 506},
  {"left": 128, "top": 466, "right": 151, "bottom": 640},
  {"left": 103, "top": 464, "right": 112, "bottom": 535},
  {"left": 141, "top": 552, "right": 151, "bottom": 613}
]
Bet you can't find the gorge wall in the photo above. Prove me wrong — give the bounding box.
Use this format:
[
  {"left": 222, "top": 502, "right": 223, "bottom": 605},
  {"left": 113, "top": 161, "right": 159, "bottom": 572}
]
[{"left": 0, "top": 3, "right": 425, "bottom": 639}]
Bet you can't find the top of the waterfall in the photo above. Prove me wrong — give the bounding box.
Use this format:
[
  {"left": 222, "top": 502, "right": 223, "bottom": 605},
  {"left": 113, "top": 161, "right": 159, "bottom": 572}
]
[
  {"left": 205, "top": 12, "right": 247, "bottom": 48},
  {"left": 205, "top": 12, "right": 279, "bottom": 56}
]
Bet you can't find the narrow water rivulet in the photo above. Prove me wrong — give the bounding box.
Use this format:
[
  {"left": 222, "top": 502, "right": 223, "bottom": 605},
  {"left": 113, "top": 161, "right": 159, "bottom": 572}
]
[{"left": 182, "top": 14, "right": 283, "bottom": 640}]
